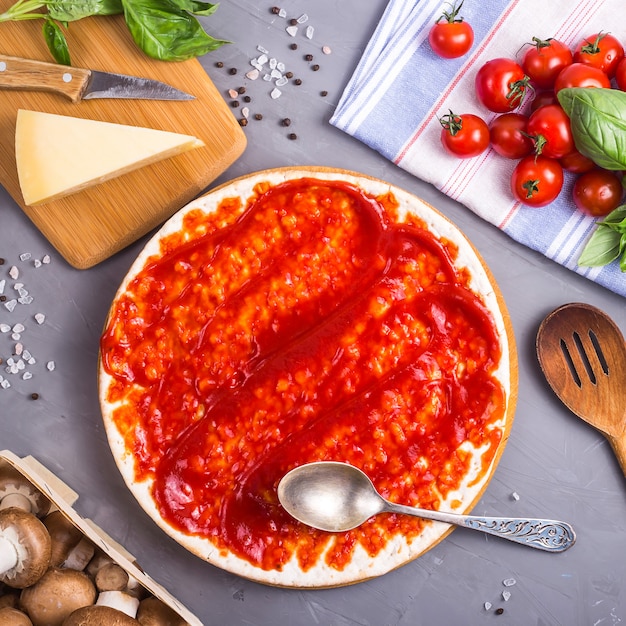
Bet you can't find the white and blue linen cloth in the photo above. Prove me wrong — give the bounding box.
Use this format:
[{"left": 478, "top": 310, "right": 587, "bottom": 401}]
[{"left": 331, "top": 0, "right": 626, "bottom": 297}]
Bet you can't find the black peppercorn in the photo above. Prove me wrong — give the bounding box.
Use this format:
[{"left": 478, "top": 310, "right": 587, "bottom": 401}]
[
  {"left": 312, "top": 64, "right": 320, "bottom": 71},
  {"left": 495, "top": 608, "right": 504, "bottom": 615},
  {"left": 320, "top": 90, "right": 328, "bottom": 97},
  {"left": 294, "top": 78, "right": 302, "bottom": 85},
  {"left": 305, "top": 53, "right": 314, "bottom": 61},
  {"left": 229, "top": 67, "right": 238, "bottom": 75},
  {"left": 290, "top": 43, "right": 298, "bottom": 50},
  {"left": 215, "top": 61, "right": 224, "bottom": 68},
  {"left": 271, "top": 6, "right": 280, "bottom": 14},
  {"left": 288, "top": 133, "right": 297, "bottom": 140},
  {"left": 239, "top": 118, "right": 248, "bottom": 127},
  {"left": 281, "top": 118, "right": 291, "bottom": 127},
  {"left": 254, "top": 113, "right": 263, "bottom": 120},
  {"left": 31, "top": 393, "right": 39, "bottom": 400}
]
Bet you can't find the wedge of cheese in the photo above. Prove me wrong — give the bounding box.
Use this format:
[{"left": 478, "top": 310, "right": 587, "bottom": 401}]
[{"left": 15, "top": 109, "right": 204, "bottom": 206}]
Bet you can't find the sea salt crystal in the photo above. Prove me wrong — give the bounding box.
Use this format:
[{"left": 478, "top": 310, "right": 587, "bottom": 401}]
[
  {"left": 228, "top": 88, "right": 239, "bottom": 98},
  {"left": 18, "top": 295, "right": 34, "bottom": 305},
  {"left": 34, "top": 313, "right": 45, "bottom": 325},
  {"left": 270, "top": 87, "right": 282, "bottom": 99},
  {"left": 286, "top": 25, "right": 298, "bottom": 37},
  {"left": 511, "top": 491, "right": 520, "bottom": 501},
  {"left": 269, "top": 57, "right": 277, "bottom": 70},
  {"left": 277, "top": 61, "right": 286, "bottom": 72},
  {"left": 19, "top": 253, "right": 31, "bottom": 261},
  {"left": 257, "top": 53, "right": 268, "bottom": 66},
  {"left": 502, "top": 590, "right": 511, "bottom": 602},
  {"left": 262, "top": 73, "right": 273, "bottom": 82},
  {"left": 12, "top": 324, "right": 25, "bottom": 334},
  {"left": 503, "top": 578, "right": 516, "bottom": 587},
  {"left": 245, "top": 68, "right": 260, "bottom": 80},
  {"left": 22, "top": 350, "right": 32, "bottom": 361},
  {"left": 27, "top": 357, "right": 36, "bottom": 365},
  {"left": 42, "top": 255, "right": 51, "bottom": 264},
  {"left": 296, "top": 13, "right": 308, "bottom": 23},
  {"left": 305, "top": 25, "right": 314, "bottom": 39},
  {"left": 14, "top": 343, "right": 23, "bottom": 356},
  {"left": 33, "top": 259, "right": 42, "bottom": 268},
  {"left": 322, "top": 45, "right": 332, "bottom": 55},
  {"left": 241, "top": 107, "right": 250, "bottom": 119},
  {"left": 22, "top": 371, "right": 32, "bottom": 381},
  {"left": 11, "top": 333, "right": 21, "bottom": 341},
  {"left": 8, "top": 266, "right": 19, "bottom": 280},
  {"left": 0, "top": 280, "right": 5, "bottom": 294},
  {"left": 0, "top": 324, "right": 10, "bottom": 333},
  {"left": 46, "top": 361, "right": 55, "bottom": 372},
  {"left": 275, "top": 76, "right": 288, "bottom": 87},
  {"left": 270, "top": 68, "right": 282, "bottom": 79},
  {"left": 278, "top": 7, "right": 286, "bottom": 18},
  {"left": 4, "top": 299, "right": 17, "bottom": 312},
  {"left": 0, "top": 379, "right": 10, "bottom": 389},
  {"left": 484, "top": 602, "right": 492, "bottom": 611},
  {"left": 257, "top": 45, "right": 269, "bottom": 54},
  {"left": 16, "top": 359, "right": 25, "bottom": 371}
]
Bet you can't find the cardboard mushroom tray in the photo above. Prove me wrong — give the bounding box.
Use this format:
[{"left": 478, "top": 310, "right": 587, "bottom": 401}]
[{"left": 0, "top": 449, "right": 201, "bottom": 626}]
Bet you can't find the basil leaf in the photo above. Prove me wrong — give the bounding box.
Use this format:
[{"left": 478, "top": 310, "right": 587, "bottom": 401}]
[
  {"left": 42, "top": 18, "right": 71, "bottom": 64},
  {"left": 620, "top": 234, "right": 626, "bottom": 272},
  {"left": 48, "top": 0, "right": 123, "bottom": 21},
  {"left": 171, "top": 0, "right": 218, "bottom": 16},
  {"left": 121, "top": 0, "right": 227, "bottom": 61},
  {"left": 558, "top": 87, "right": 626, "bottom": 170},
  {"left": 600, "top": 204, "right": 626, "bottom": 231},
  {"left": 578, "top": 224, "right": 621, "bottom": 267}
]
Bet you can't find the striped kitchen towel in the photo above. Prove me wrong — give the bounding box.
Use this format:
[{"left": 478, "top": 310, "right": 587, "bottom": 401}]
[{"left": 330, "top": 0, "right": 626, "bottom": 298}]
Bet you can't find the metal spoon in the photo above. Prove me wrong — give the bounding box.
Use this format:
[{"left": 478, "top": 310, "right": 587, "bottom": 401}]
[
  {"left": 277, "top": 461, "right": 576, "bottom": 552},
  {"left": 536, "top": 302, "right": 626, "bottom": 476}
]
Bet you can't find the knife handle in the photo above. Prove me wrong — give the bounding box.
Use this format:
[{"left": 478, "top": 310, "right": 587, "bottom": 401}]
[{"left": 0, "top": 54, "right": 90, "bottom": 103}]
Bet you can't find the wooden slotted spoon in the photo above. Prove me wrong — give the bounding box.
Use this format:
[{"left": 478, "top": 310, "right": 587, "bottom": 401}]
[{"left": 536, "top": 302, "right": 626, "bottom": 476}]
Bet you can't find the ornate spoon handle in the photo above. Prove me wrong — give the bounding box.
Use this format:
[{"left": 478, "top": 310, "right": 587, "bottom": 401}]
[{"left": 384, "top": 502, "right": 576, "bottom": 552}]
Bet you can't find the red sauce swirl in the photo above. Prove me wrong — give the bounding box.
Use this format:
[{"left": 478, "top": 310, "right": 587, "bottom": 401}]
[{"left": 101, "top": 178, "right": 505, "bottom": 572}]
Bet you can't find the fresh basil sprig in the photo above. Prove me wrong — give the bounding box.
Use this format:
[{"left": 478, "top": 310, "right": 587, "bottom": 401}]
[
  {"left": 0, "top": 0, "right": 227, "bottom": 64},
  {"left": 558, "top": 88, "right": 626, "bottom": 272},
  {"left": 579, "top": 206, "right": 626, "bottom": 272},
  {"left": 557, "top": 87, "right": 626, "bottom": 170}
]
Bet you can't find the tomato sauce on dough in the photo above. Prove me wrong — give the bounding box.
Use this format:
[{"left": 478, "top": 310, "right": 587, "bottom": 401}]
[{"left": 101, "top": 178, "right": 505, "bottom": 572}]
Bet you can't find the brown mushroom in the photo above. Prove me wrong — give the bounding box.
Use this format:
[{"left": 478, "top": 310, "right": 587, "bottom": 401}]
[
  {"left": 137, "top": 596, "right": 187, "bottom": 626},
  {"left": 19, "top": 567, "right": 96, "bottom": 626},
  {"left": 63, "top": 605, "right": 139, "bottom": 625},
  {"left": 43, "top": 511, "right": 84, "bottom": 568},
  {"left": 0, "top": 508, "right": 51, "bottom": 588},
  {"left": 96, "top": 589, "right": 140, "bottom": 617},
  {"left": 0, "top": 465, "right": 50, "bottom": 517},
  {"left": 94, "top": 562, "right": 129, "bottom": 593},
  {"left": 0, "top": 606, "right": 34, "bottom": 625}
]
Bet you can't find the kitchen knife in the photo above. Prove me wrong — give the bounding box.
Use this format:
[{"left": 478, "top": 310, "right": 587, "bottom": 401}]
[{"left": 0, "top": 54, "right": 195, "bottom": 102}]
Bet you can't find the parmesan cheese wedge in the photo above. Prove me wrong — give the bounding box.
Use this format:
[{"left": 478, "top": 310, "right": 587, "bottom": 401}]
[{"left": 15, "top": 109, "right": 204, "bottom": 206}]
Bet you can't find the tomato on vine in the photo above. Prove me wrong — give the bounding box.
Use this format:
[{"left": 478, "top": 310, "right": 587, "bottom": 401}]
[
  {"left": 522, "top": 37, "right": 573, "bottom": 89},
  {"left": 475, "top": 58, "right": 532, "bottom": 112},
  {"left": 573, "top": 32, "right": 624, "bottom": 77},
  {"left": 554, "top": 62, "right": 611, "bottom": 91},
  {"left": 526, "top": 104, "right": 574, "bottom": 159},
  {"left": 572, "top": 169, "right": 624, "bottom": 217},
  {"left": 439, "top": 110, "right": 489, "bottom": 158},
  {"left": 429, "top": 0, "right": 474, "bottom": 59},
  {"left": 511, "top": 156, "right": 564, "bottom": 207},
  {"left": 489, "top": 113, "right": 533, "bottom": 159}
]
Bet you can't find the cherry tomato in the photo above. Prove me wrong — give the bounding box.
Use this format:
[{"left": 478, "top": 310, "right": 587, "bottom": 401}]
[
  {"left": 530, "top": 91, "right": 559, "bottom": 111},
  {"left": 572, "top": 169, "right": 624, "bottom": 217},
  {"left": 573, "top": 32, "right": 625, "bottom": 78},
  {"left": 511, "top": 155, "right": 564, "bottom": 207},
  {"left": 475, "top": 58, "right": 532, "bottom": 113},
  {"left": 616, "top": 57, "right": 626, "bottom": 91},
  {"left": 429, "top": 1, "right": 474, "bottom": 59},
  {"left": 489, "top": 113, "right": 534, "bottom": 159},
  {"left": 526, "top": 104, "right": 574, "bottom": 159},
  {"left": 560, "top": 150, "right": 596, "bottom": 174},
  {"left": 554, "top": 62, "right": 612, "bottom": 92},
  {"left": 439, "top": 111, "right": 489, "bottom": 158},
  {"left": 522, "top": 37, "right": 573, "bottom": 89}
]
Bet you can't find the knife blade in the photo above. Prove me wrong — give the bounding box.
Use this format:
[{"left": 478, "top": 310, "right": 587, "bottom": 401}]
[{"left": 0, "top": 54, "right": 195, "bottom": 102}]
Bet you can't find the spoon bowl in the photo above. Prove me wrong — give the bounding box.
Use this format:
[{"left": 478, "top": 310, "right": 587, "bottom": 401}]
[
  {"left": 536, "top": 302, "right": 626, "bottom": 475},
  {"left": 278, "top": 461, "right": 576, "bottom": 552}
]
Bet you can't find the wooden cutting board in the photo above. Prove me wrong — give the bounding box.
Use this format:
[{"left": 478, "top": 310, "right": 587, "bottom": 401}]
[{"left": 0, "top": 4, "right": 246, "bottom": 269}]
